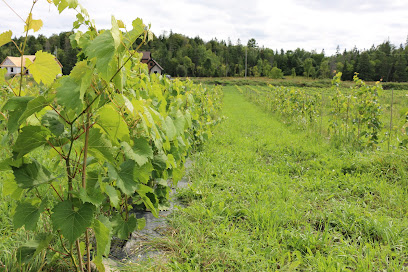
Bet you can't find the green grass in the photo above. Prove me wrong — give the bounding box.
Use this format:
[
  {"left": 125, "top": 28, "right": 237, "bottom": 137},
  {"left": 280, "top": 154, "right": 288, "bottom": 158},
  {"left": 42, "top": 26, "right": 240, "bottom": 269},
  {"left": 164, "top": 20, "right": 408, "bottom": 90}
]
[{"left": 138, "top": 86, "right": 408, "bottom": 271}]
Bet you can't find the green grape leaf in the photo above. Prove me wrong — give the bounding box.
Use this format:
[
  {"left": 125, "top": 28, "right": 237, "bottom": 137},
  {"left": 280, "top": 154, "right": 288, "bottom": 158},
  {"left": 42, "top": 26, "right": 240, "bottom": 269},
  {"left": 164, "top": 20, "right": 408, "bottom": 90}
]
[
  {"left": 26, "top": 51, "right": 61, "bottom": 86},
  {"left": 117, "top": 20, "right": 125, "bottom": 28},
  {"left": 15, "top": 234, "right": 53, "bottom": 264},
  {"left": 78, "top": 187, "right": 105, "bottom": 207},
  {"left": 97, "top": 104, "right": 130, "bottom": 144},
  {"left": 85, "top": 30, "right": 116, "bottom": 81},
  {"left": 134, "top": 161, "right": 153, "bottom": 184},
  {"left": 67, "top": 0, "right": 78, "bottom": 8},
  {"left": 93, "top": 256, "right": 105, "bottom": 272},
  {"left": 152, "top": 152, "right": 168, "bottom": 172},
  {"left": 125, "top": 18, "right": 145, "bottom": 46},
  {"left": 104, "top": 184, "right": 120, "bottom": 208},
  {"left": 51, "top": 200, "right": 95, "bottom": 245},
  {"left": 112, "top": 214, "right": 144, "bottom": 239},
  {"left": 12, "top": 160, "right": 54, "bottom": 189},
  {"left": 2, "top": 96, "right": 34, "bottom": 133},
  {"left": 172, "top": 164, "right": 185, "bottom": 185},
  {"left": 13, "top": 202, "right": 43, "bottom": 231},
  {"left": 70, "top": 60, "right": 94, "bottom": 101},
  {"left": 13, "top": 126, "right": 50, "bottom": 159},
  {"left": 41, "top": 111, "right": 64, "bottom": 136},
  {"left": 2, "top": 179, "right": 23, "bottom": 199},
  {"left": 24, "top": 13, "right": 43, "bottom": 32},
  {"left": 33, "top": 233, "right": 53, "bottom": 257},
  {"left": 0, "top": 68, "right": 7, "bottom": 84},
  {"left": 121, "top": 137, "right": 153, "bottom": 166},
  {"left": 136, "top": 184, "right": 158, "bottom": 218},
  {"left": 111, "top": 16, "right": 121, "bottom": 49},
  {"left": 165, "top": 116, "right": 176, "bottom": 140},
  {"left": 54, "top": 0, "right": 77, "bottom": 13},
  {"left": 18, "top": 96, "right": 51, "bottom": 124},
  {"left": 174, "top": 110, "right": 186, "bottom": 134},
  {"left": 88, "top": 128, "right": 115, "bottom": 164},
  {"left": 16, "top": 241, "right": 37, "bottom": 264},
  {"left": 185, "top": 110, "right": 192, "bottom": 128},
  {"left": 56, "top": 76, "right": 82, "bottom": 114},
  {"left": 109, "top": 160, "right": 137, "bottom": 195},
  {"left": 0, "top": 30, "right": 12, "bottom": 47},
  {"left": 93, "top": 218, "right": 111, "bottom": 257}
]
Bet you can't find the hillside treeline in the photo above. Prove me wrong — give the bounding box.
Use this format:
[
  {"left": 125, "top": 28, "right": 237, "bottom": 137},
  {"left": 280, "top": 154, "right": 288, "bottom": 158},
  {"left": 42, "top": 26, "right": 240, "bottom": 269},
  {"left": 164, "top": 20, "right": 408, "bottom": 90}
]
[{"left": 2, "top": 31, "right": 407, "bottom": 82}]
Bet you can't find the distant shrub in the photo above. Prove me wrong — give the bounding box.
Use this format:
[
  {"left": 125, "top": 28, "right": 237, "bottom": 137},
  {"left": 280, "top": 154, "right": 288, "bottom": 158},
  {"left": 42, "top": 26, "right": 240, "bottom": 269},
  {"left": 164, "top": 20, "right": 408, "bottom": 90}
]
[{"left": 270, "top": 67, "right": 284, "bottom": 79}]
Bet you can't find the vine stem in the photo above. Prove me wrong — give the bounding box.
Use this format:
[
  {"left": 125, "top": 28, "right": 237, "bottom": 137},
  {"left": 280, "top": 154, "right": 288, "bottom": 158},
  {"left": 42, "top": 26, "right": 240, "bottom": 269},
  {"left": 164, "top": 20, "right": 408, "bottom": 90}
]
[
  {"left": 75, "top": 241, "right": 84, "bottom": 272},
  {"left": 81, "top": 110, "right": 92, "bottom": 272}
]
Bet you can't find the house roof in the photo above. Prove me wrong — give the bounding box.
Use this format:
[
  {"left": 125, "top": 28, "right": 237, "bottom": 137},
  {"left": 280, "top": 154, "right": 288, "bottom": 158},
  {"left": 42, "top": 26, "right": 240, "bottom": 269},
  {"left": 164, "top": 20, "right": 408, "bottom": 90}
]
[
  {"left": 150, "top": 59, "right": 164, "bottom": 71},
  {"left": 0, "top": 55, "right": 63, "bottom": 68},
  {"left": 141, "top": 51, "right": 151, "bottom": 60},
  {"left": 0, "top": 55, "right": 36, "bottom": 67}
]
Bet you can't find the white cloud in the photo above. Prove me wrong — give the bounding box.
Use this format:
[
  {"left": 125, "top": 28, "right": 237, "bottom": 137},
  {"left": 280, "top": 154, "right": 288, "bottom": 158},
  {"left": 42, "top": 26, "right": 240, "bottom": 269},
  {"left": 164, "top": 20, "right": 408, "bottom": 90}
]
[{"left": 1, "top": 0, "right": 407, "bottom": 55}]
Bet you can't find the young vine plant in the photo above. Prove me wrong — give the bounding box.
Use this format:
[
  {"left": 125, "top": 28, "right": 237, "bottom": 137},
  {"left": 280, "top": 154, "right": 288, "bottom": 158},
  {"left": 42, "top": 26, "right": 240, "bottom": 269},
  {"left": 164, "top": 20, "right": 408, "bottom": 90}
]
[{"left": 0, "top": 1, "right": 222, "bottom": 271}]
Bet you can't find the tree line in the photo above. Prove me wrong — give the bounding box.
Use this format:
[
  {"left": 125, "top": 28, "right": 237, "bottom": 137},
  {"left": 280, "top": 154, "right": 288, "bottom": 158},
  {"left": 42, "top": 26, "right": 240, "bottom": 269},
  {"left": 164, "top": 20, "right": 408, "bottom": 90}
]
[{"left": 2, "top": 31, "right": 407, "bottom": 82}]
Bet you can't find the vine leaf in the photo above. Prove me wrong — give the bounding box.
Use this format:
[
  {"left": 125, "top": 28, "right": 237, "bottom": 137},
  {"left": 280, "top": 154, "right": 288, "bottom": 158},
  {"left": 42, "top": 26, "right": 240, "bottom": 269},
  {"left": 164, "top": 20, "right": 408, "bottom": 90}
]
[
  {"left": 111, "top": 16, "right": 121, "bottom": 49},
  {"left": 88, "top": 128, "right": 115, "bottom": 164},
  {"left": 108, "top": 160, "right": 138, "bottom": 195},
  {"left": 16, "top": 241, "right": 38, "bottom": 264},
  {"left": 70, "top": 60, "right": 94, "bottom": 101},
  {"left": 16, "top": 233, "right": 53, "bottom": 264},
  {"left": 112, "top": 214, "right": 145, "bottom": 240},
  {"left": 0, "top": 30, "right": 12, "bottom": 47},
  {"left": 56, "top": 75, "right": 82, "bottom": 114},
  {"left": 174, "top": 110, "right": 186, "bottom": 134},
  {"left": 85, "top": 30, "right": 116, "bottom": 81},
  {"left": 134, "top": 161, "right": 153, "bottom": 184},
  {"left": 97, "top": 104, "right": 130, "bottom": 144},
  {"left": 2, "top": 96, "right": 33, "bottom": 133},
  {"left": 93, "top": 217, "right": 111, "bottom": 257},
  {"left": 13, "top": 126, "right": 50, "bottom": 159},
  {"left": 165, "top": 116, "right": 176, "bottom": 140},
  {"left": 136, "top": 184, "right": 159, "bottom": 218},
  {"left": 78, "top": 187, "right": 105, "bottom": 207},
  {"left": 152, "top": 152, "right": 168, "bottom": 172},
  {"left": 18, "top": 95, "right": 52, "bottom": 125},
  {"left": 41, "top": 111, "right": 64, "bottom": 136},
  {"left": 25, "top": 51, "right": 61, "bottom": 86},
  {"left": 104, "top": 184, "right": 120, "bottom": 208},
  {"left": 54, "top": 0, "right": 78, "bottom": 13},
  {"left": 51, "top": 200, "right": 95, "bottom": 245},
  {"left": 12, "top": 160, "right": 54, "bottom": 189},
  {"left": 13, "top": 202, "right": 43, "bottom": 231},
  {"left": 24, "top": 13, "right": 43, "bottom": 33},
  {"left": 121, "top": 137, "right": 153, "bottom": 166}
]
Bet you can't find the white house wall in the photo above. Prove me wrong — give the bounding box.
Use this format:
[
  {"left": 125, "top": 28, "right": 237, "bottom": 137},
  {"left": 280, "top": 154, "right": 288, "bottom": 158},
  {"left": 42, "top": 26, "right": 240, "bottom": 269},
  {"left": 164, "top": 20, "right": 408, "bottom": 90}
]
[
  {"left": 151, "top": 66, "right": 162, "bottom": 75},
  {"left": 3, "top": 59, "right": 14, "bottom": 66}
]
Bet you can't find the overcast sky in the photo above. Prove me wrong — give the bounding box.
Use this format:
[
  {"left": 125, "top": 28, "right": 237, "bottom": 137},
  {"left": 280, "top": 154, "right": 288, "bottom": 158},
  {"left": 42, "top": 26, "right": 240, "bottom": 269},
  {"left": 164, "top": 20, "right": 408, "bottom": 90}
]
[{"left": 1, "top": 0, "right": 407, "bottom": 55}]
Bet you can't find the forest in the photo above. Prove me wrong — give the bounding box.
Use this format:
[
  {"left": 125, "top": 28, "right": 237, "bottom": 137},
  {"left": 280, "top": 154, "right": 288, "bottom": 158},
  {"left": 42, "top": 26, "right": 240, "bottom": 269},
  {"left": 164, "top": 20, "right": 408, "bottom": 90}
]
[{"left": 1, "top": 31, "right": 407, "bottom": 82}]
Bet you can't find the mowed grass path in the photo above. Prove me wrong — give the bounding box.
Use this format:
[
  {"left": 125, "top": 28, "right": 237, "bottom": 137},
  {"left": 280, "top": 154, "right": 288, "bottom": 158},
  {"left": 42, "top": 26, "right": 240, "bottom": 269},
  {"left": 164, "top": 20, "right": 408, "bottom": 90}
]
[{"left": 153, "top": 86, "right": 408, "bottom": 271}]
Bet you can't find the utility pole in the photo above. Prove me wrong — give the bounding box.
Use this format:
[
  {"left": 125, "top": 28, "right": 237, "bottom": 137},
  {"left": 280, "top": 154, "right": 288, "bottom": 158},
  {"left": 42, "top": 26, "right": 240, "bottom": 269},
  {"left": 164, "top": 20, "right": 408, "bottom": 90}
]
[{"left": 245, "top": 46, "right": 247, "bottom": 78}]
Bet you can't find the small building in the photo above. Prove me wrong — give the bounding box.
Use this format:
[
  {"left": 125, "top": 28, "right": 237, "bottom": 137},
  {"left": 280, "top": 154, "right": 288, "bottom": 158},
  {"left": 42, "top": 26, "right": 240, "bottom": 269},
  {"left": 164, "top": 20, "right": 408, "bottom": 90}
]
[
  {"left": 0, "top": 55, "right": 63, "bottom": 76},
  {"left": 141, "top": 51, "right": 164, "bottom": 75}
]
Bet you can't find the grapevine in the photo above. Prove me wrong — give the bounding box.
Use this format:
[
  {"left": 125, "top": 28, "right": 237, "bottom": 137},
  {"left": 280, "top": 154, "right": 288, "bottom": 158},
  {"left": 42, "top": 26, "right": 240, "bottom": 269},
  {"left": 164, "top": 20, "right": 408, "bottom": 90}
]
[{"left": 0, "top": 1, "right": 222, "bottom": 271}]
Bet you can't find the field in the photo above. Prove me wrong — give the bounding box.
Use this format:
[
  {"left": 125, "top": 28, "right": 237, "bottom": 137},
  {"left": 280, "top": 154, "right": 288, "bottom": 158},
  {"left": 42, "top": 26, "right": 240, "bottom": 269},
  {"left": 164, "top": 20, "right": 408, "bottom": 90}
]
[
  {"left": 1, "top": 77, "right": 408, "bottom": 271},
  {"left": 131, "top": 83, "right": 408, "bottom": 271},
  {"left": 240, "top": 78, "right": 408, "bottom": 151}
]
